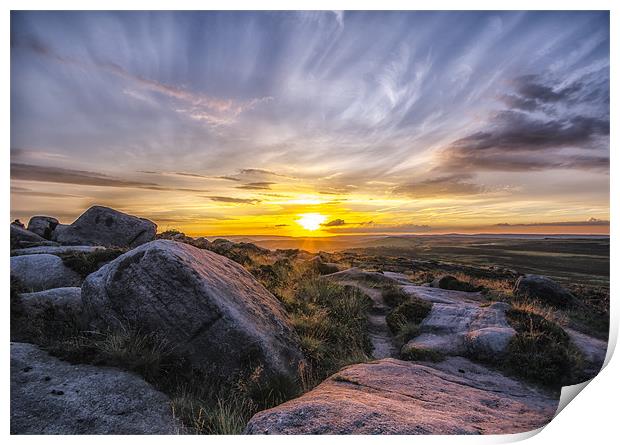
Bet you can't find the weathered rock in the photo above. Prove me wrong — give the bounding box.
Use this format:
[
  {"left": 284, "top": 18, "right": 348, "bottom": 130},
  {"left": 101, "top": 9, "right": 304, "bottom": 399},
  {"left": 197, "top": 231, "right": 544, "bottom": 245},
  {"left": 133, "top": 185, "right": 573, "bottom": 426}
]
[
  {"left": 53, "top": 206, "right": 157, "bottom": 248},
  {"left": 10, "top": 342, "right": 180, "bottom": 434},
  {"left": 13, "top": 288, "right": 84, "bottom": 343},
  {"left": 513, "top": 274, "right": 576, "bottom": 308},
  {"left": 27, "top": 216, "right": 59, "bottom": 239},
  {"left": 10, "top": 224, "right": 46, "bottom": 249},
  {"left": 81, "top": 240, "right": 304, "bottom": 383},
  {"left": 11, "top": 245, "right": 105, "bottom": 257},
  {"left": 430, "top": 275, "right": 479, "bottom": 292},
  {"left": 401, "top": 288, "right": 515, "bottom": 359},
  {"left": 19, "top": 287, "right": 83, "bottom": 317},
  {"left": 245, "top": 357, "right": 558, "bottom": 434},
  {"left": 306, "top": 256, "right": 340, "bottom": 275},
  {"left": 10, "top": 254, "right": 82, "bottom": 291},
  {"left": 565, "top": 327, "right": 608, "bottom": 379}
]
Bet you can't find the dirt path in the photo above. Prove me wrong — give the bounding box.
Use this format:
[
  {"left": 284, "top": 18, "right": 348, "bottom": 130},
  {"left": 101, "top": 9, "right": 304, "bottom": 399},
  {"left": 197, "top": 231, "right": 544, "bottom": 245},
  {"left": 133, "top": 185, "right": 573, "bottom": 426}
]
[{"left": 337, "top": 280, "right": 398, "bottom": 359}]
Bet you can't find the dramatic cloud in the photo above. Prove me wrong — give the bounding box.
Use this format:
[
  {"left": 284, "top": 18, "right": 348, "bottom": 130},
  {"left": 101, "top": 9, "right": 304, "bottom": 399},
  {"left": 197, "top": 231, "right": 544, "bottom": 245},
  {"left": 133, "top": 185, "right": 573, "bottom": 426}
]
[
  {"left": 208, "top": 196, "right": 261, "bottom": 204},
  {"left": 322, "top": 218, "right": 346, "bottom": 227},
  {"left": 11, "top": 163, "right": 207, "bottom": 192},
  {"left": 236, "top": 182, "right": 275, "bottom": 190}
]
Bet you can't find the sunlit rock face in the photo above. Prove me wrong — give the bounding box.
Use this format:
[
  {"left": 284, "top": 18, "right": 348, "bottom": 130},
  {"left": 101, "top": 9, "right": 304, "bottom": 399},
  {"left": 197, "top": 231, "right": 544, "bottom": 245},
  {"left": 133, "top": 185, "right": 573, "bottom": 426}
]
[
  {"left": 245, "top": 357, "right": 558, "bottom": 435},
  {"left": 53, "top": 206, "right": 157, "bottom": 248}
]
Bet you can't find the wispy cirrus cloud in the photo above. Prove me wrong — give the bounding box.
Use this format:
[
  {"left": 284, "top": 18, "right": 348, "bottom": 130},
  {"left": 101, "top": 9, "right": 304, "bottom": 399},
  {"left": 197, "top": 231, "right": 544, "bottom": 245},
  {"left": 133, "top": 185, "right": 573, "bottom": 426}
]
[{"left": 12, "top": 35, "right": 271, "bottom": 126}]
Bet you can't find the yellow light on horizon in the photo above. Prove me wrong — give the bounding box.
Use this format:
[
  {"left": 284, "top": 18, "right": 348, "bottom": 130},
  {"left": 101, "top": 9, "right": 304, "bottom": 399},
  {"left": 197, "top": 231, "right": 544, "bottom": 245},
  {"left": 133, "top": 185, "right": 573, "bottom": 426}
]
[{"left": 296, "top": 213, "right": 327, "bottom": 231}]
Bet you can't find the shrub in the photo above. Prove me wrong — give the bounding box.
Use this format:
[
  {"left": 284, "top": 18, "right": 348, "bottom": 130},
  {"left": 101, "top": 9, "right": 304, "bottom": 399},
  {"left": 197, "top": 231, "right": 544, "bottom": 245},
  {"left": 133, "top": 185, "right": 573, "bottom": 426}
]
[
  {"left": 386, "top": 298, "right": 432, "bottom": 335},
  {"left": 381, "top": 284, "right": 409, "bottom": 307},
  {"left": 504, "top": 308, "right": 583, "bottom": 387},
  {"left": 59, "top": 248, "right": 127, "bottom": 278}
]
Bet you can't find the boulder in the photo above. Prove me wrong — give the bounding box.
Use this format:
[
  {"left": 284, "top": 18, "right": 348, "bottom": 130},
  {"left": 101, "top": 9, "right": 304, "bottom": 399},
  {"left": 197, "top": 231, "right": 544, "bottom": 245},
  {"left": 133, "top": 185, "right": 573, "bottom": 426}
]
[
  {"left": 10, "top": 342, "right": 180, "bottom": 434},
  {"left": 52, "top": 206, "right": 157, "bottom": 248},
  {"left": 306, "top": 256, "right": 340, "bottom": 275},
  {"left": 11, "top": 245, "right": 105, "bottom": 256},
  {"left": 81, "top": 240, "right": 304, "bottom": 383},
  {"left": 19, "top": 287, "right": 83, "bottom": 317},
  {"left": 401, "top": 291, "right": 516, "bottom": 359},
  {"left": 245, "top": 357, "right": 558, "bottom": 434},
  {"left": 513, "top": 274, "right": 576, "bottom": 308},
  {"left": 430, "top": 275, "right": 479, "bottom": 292},
  {"left": 11, "top": 254, "right": 82, "bottom": 292},
  {"left": 13, "top": 288, "right": 84, "bottom": 343},
  {"left": 27, "top": 216, "right": 59, "bottom": 239},
  {"left": 10, "top": 224, "right": 46, "bottom": 249}
]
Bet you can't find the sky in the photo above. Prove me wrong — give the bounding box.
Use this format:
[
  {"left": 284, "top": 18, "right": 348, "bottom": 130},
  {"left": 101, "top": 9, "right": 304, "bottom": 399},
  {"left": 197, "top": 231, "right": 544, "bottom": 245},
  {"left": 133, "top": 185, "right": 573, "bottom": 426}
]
[{"left": 10, "top": 11, "right": 610, "bottom": 236}]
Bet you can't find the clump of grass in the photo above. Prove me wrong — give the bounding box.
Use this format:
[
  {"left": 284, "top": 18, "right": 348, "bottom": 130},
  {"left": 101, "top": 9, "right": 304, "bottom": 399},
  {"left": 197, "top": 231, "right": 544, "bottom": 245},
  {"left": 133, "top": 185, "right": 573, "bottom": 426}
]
[
  {"left": 401, "top": 346, "right": 445, "bottom": 362},
  {"left": 285, "top": 276, "right": 373, "bottom": 388},
  {"left": 504, "top": 308, "right": 583, "bottom": 387},
  {"left": 59, "top": 248, "right": 127, "bottom": 278},
  {"left": 386, "top": 298, "right": 432, "bottom": 335},
  {"left": 381, "top": 284, "right": 409, "bottom": 307}
]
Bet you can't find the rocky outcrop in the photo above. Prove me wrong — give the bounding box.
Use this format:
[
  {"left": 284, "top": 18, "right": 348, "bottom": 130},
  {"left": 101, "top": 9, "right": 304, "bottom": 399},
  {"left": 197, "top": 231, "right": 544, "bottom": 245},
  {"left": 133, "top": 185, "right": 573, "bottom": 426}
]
[
  {"left": 11, "top": 245, "right": 105, "bottom": 256},
  {"left": 401, "top": 287, "right": 516, "bottom": 360},
  {"left": 27, "top": 216, "right": 59, "bottom": 239},
  {"left": 245, "top": 357, "right": 558, "bottom": 434},
  {"left": 10, "top": 224, "right": 47, "bottom": 249},
  {"left": 513, "top": 274, "right": 576, "bottom": 308},
  {"left": 11, "top": 254, "right": 82, "bottom": 291},
  {"left": 52, "top": 206, "right": 156, "bottom": 248},
  {"left": 10, "top": 342, "right": 180, "bottom": 434},
  {"left": 81, "top": 240, "right": 304, "bottom": 383}
]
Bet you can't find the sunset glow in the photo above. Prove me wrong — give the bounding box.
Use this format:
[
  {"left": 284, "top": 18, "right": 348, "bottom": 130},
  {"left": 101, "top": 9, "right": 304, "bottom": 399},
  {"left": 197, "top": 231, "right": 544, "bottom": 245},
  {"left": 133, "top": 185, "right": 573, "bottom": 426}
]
[{"left": 10, "top": 11, "right": 609, "bottom": 236}]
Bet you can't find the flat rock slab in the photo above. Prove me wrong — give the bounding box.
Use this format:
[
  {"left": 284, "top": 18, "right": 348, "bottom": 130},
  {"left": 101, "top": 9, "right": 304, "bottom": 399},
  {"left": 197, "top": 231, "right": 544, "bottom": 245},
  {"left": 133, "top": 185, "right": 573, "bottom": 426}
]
[
  {"left": 10, "top": 342, "right": 180, "bottom": 434},
  {"left": 11, "top": 254, "right": 82, "bottom": 291},
  {"left": 11, "top": 245, "right": 106, "bottom": 256},
  {"left": 401, "top": 286, "right": 515, "bottom": 358},
  {"left": 245, "top": 357, "right": 558, "bottom": 435}
]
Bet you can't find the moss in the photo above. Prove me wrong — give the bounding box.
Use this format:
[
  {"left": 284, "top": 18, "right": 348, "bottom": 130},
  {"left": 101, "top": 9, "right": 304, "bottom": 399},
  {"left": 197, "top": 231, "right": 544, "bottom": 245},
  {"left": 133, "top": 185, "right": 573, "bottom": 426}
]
[
  {"left": 59, "top": 248, "right": 127, "bottom": 278},
  {"left": 504, "top": 308, "right": 583, "bottom": 387},
  {"left": 386, "top": 298, "right": 432, "bottom": 335}
]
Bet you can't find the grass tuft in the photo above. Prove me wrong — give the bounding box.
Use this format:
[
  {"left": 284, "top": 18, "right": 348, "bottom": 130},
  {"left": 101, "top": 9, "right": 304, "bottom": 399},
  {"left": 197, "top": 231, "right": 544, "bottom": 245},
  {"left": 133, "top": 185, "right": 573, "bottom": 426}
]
[{"left": 59, "top": 248, "right": 127, "bottom": 278}]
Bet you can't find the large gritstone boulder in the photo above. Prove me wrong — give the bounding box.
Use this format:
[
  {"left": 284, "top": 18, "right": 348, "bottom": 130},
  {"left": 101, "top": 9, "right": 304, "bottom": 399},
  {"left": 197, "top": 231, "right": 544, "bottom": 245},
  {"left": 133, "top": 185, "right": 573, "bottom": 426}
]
[
  {"left": 10, "top": 342, "right": 180, "bottom": 434},
  {"left": 52, "top": 206, "right": 156, "bottom": 248},
  {"left": 81, "top": 240, "right": 304, "bottom": 384},
  {"left": 245, "top": 357, "right": 558, "bottom": 434},
  {"left": 513, "top": 274, "right": 576, "bottom": 308}
]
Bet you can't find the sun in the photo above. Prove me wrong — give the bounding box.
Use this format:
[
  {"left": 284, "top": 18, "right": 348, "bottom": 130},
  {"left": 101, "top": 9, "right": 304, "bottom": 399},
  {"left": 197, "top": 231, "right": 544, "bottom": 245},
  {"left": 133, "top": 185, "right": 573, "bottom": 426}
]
[{"left": 296, "top": 213, "right": 326, "bottom": 231}]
